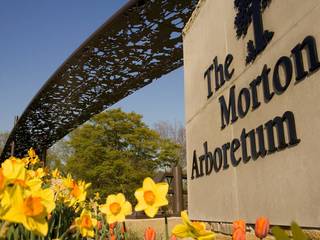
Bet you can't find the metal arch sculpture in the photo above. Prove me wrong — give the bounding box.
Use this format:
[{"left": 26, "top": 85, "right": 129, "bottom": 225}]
[{"left": 1, "top": 0, "right": 198, "bottom": 160}]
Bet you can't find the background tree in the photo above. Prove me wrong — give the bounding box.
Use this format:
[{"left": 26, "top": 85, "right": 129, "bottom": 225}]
[
  {"left": 65, "top": 109, "right": 180, "bottom": 202},
  {"left": 153, "top": 121, "right": 186, "bottom": 168},
  {"left": 47, "top": 139, "right": 72, "bottom": 170}
]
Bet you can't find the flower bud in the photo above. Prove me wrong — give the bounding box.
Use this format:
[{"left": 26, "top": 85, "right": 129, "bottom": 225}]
[
  {"left": 144, "top": 227, "right": 156, "bottom": 240},
  {"left": 170, "top": 235, "right": 177, "bottom": 240},
  {"left": 233, "top": 228, "right": 246, "bottom": 240},
  {"left": 233, "top": 220, "right": 246, "bottom": 240},
  {"left": 255, "top": 216, "right": 269, "bottom": 239},
  {"left": 97, "top": 221, "right": 102, "bottom": 231},
  {"left": 233, "top": 219, "right": 246, "bottom": 232}
]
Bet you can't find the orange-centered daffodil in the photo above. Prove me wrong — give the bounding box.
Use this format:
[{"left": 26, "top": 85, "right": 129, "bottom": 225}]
[
  {"left": 134, "top": 177, "right": 168, "bottom": 218},
  {"left": 51, "top": 168, "right": 61, "bottom": 178},
  {"left": 1, "top": 157, "right": 42, "bottom": 196},
  {"left": 75, "top": 209, "right": 97, "bottom": 238},
  {"left": 63, "top": 174, "right": 90, "bottom": 207},
  {"left": 172, "top": 211, "right": 215, "bottom": 240},
  {"left": 1, "top": 187, "right": 55, "bottom": 236},
  {"left": 100, "top": 193, "right": 132, "bottom": 224}
]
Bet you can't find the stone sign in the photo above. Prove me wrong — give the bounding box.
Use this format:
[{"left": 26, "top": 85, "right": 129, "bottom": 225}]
[{"left": 184, "top": 0, "right": 320, "bottom": 227}]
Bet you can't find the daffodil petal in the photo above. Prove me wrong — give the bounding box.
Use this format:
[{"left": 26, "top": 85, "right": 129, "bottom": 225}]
[
  {"left": 116, "top": 213, "right": 126, "bottom": 223},
  {"left": 25, "top": 217, "right": 48, "bottom": 236},
  {"left": 91, "top": 218, "right": 98, "bottom": 228},
  {"left": 135, "top": 201, "right": 148, "bottom": 211},
  {"left": 122, "top": 201, "right": 132, "bottom": 215},
  {"left": 181, "top": 211, "right": 193, "bottom": 228},
  {"left": 153, "top": 196, "right": 168, "bottom": 208},
  {"left": 27, "top": 179, "right": 42, "bottom": 192},
  {"left": 156, "top": 182, "right": 169, "bottom": 197},
  {"left": 198, "top": 233, "right": 215, "bottom": 240},
  {"left": 134, "top": 188, "right": 145, "bottom": 202},
  {"left": 81, "top": 228, "right": 88, "bottom": 237},
  {"left": 87, "top": 229, "right": 94, "bottom": 238},
  {"left": 172, "top": 224, "right": 191, "bottom": 238},
  {"left": 100, "top": 204, "right": 109, "bottom": 214},
  {"left": 38, "top": 188, "right": 55, "bottom": 213},
  {"left": 116, "top": 193, "right": 126, "bottom": 205},
  {"left": 2, "top": 158, "right": 26, "bottom": 180},
  {"left": 75, "top": 217, "right": 81, "bottom": 226},
  {"left": 143, "top": 177, "right": 156, "bottom": 191},
  {"left": 1, "top": 186, "right": 24, "bottom": 223},
  {"left": 144, "top": 206, "right": 158, "bottom": 218},
  {"left": 107, "top": 213, "right": 117, "bottom": 224},
  {"left": 106, "top": 194, "right": 117, "bottom": 206}
]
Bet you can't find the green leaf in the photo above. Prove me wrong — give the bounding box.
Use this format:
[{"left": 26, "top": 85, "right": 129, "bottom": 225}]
[
  {"left": 291, "top": 222, "right": 309, "bottom": 240},
  {"left": 271, "top": 226, "right": 290, "bottom": 240},
  {"left": 7, "top": 225, "right": 15, "bottom": 240},
  {"left": 13, "top": 226, "right": 19, "bottom": 240}
]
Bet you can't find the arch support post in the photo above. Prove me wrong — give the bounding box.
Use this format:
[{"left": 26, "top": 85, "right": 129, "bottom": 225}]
[{"left": 172, "top": 165, "right": 183, "bottom": 215}]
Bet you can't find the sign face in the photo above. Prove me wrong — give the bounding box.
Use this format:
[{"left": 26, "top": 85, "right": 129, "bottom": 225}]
[{"left": 183, "top": 0, "right": 320, "bottom": 227}]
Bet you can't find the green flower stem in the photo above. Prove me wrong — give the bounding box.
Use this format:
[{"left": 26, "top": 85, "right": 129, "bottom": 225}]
[
  {"left": 122, "top": 222, "right": 127, "bottom": 240},
  {"left": 30, "top": 232, "right": 35, "bottom": 240},
  {"left": 95, "top": 226, "right": 99, "bottom": 240},
  {"left": 56, "top": 211, "right": 62, "bottom": 239},
  {"left": 59, "top": 225, "right": 76, "bottom": 240},
  {"left": 164, "top": 213, "right": 169, "bottom": 240}
]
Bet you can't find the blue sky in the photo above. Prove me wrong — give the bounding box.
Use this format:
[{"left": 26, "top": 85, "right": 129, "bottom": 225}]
[{"left": 0, "top": 0, "right": 185, "bottom": 133}]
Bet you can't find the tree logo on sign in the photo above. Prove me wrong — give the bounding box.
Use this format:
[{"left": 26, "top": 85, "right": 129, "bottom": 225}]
[{"left": 234, "top": 0, "right": 274, "bottom": 64}]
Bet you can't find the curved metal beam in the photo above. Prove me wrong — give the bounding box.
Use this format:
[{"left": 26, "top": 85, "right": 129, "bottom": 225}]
[{"left": 1, "top": 0, "right": 197, "bottom": 160}]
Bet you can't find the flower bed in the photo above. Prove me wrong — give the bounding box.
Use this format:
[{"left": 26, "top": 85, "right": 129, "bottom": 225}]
[{"left": 0, "top": 149, "right": 309, "bottom": 240}]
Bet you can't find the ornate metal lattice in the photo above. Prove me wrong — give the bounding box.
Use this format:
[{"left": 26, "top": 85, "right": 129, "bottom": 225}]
[{"left": 1, "top": 0, "right": 197, "bottom": 160}]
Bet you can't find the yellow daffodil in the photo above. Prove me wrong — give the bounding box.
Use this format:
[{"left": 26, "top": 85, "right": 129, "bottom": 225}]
[
  {"left": 75, "top": 209, "right": 97, "bottom": 238},
  {"left": 94, "top": 192, "right": 100, "bottom": 201},
  {"left": 22, "top": 157, "right": 30, "bottom": 166},
  {"left": 0, "top": 158, "right": 42, "bottom": 217},
  {"left": 134, "top": 177, "right": 168, "bottom": 218},
  {"left": 50, "top": 178, "right": 67, "bottom": 202},
  {"left": 27, "top": 168, "right": 46, "bottom": 179},
  {"left": 63, "top": 175, "right": 90, "bottom": 207},
  {"left": 51, "top": 168, "right": 61, "bottom": 178},
  {"left": 100, "top": 193, "right": 132, "bottom": 224},
  {"left": 27, "top": 148, "right": 40, "bottom": 165},
  {"left": 1, "top": 186, "right": 55, "bottom": 236},
  {"left": 2, "top": 157, "right": 26, "bottom": 181},
  {"left": 63, "top": 174, "right": 74, "bottom": 188},
  {"left": 172, "top": 211, "right": 215, "bottom": 240},
  {"left": 1, "top": 157, "right": 41, "bottom": 192}
]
